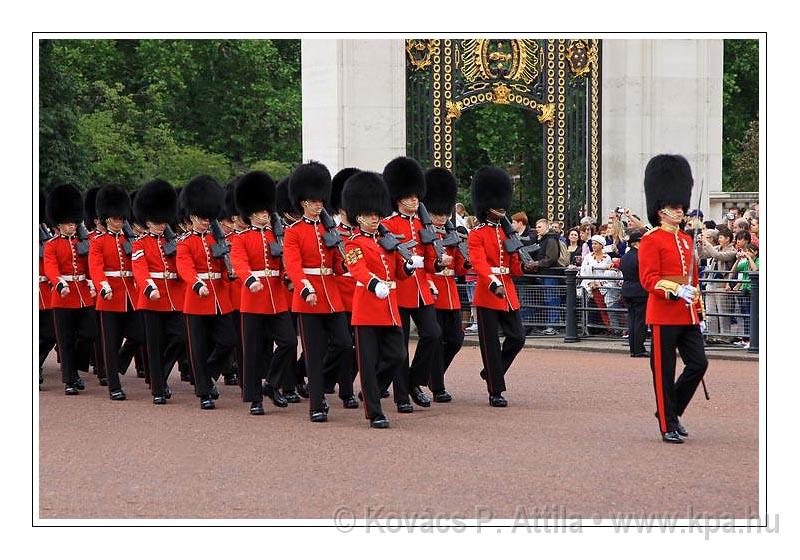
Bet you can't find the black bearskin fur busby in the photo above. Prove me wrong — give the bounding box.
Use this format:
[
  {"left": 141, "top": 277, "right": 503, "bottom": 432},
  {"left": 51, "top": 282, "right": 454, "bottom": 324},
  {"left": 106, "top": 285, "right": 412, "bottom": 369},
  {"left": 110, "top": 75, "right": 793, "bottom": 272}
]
[
  {"left": 342, "top": 171, "right": 391, "bottom": 227},
  {"left": 330, "top": 167, "right": 360, "bottom": 213},
  {"left": 422, "top": 167, "right": 458, "bottom": 216},
  {"left": 175, "top": 187, "right": 188, "bottom": 224},
  {"left": 182, "top": 175, "right": 225, "bottom": 220},
  {"left": 223, "top": 181, "right": 238, "bottom": 220},
  {"left": 275, "top": 177, "right": 298, "bottom": 217},
  {"left": 644, "top": 154, "right": 694, "bottom": 226},
  {"left": 235, "top": 171, "right": 276, "bottom": 224},
  {"left": 383, "top": 156, "right": 426, "bottom": 205},
  {"left": 289, "top": 161, "right": 332, "bottom": 209},
  {"left": 96, "top": 184, "right": 131, "bottom": 221},
  {"left": 470, "top": 166, "right": 512, "bottom": 222},
  {"left": 83, "top": 186, "right": 101, "bottom": 228},
  {"left": 135, "top": 179, "right": 177, "bottom": 225},
  {"left": 129, "top": 189, "right": 142, "bottom": 225},
  {"left": 39, "top": 190, "right": 47, "bottom": 224},
  {"left": 46, "top": 184, "right": 84, "bottom": 226}
]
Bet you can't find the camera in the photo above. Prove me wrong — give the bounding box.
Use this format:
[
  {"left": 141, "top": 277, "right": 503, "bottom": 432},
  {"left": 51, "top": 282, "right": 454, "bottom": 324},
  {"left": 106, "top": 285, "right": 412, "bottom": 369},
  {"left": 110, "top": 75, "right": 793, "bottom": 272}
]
[
  {"left": 615, "top": 206, "right": 625, "bottom": 215},
  {"left": 726, "top": 212, "right": 736, "bottom": 221}
]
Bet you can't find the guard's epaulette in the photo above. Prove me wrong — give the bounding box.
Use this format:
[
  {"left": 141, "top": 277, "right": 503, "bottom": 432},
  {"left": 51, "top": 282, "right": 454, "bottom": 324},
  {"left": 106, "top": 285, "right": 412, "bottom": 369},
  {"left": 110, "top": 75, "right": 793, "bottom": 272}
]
[
  {"left": 177, "top": 232, "right": 191, "bottom": 241},
  {"left": 94, "top": 231, "right": 106, "bottom": 237},
  {"left": 642, "top": 226, "right": 659, "bottom": 237},
  {"left": 286, "top": 220, "right": 302, "bottom": 229},
  {"left": 473, "top": 223, "right": 487, "bottom": 230}
]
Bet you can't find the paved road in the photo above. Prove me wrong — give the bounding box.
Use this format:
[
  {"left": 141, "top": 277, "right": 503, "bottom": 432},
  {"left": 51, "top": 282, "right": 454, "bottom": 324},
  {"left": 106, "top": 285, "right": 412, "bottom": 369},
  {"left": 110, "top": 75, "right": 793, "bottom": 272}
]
[{"left": 38, "top": 346, "right": 758, "bottom": 520}]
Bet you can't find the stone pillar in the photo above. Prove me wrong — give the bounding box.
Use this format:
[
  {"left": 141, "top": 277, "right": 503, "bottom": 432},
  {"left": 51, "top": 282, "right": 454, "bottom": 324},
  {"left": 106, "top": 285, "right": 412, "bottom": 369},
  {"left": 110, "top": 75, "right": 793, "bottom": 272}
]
[
  {"left": 301, "top": 39, "right": 406, "bottom": 173},
  {"left": 602, "top": 40, "right": 723, "bottom": 223}
]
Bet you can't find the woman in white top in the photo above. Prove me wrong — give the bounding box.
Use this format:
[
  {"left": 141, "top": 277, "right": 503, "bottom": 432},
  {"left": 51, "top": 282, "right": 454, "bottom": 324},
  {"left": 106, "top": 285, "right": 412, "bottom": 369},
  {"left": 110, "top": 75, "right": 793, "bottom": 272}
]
[{"left": 580, "top": 235, "right": 613, "bottom": 331}]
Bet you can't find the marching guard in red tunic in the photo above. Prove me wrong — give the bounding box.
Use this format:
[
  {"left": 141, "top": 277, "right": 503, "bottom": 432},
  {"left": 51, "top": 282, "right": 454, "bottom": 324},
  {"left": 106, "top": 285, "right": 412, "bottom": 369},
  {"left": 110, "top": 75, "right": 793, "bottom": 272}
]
[
  {"left": 422, "top": 167, "right": 469, "bottom": 402},
  {"left": 230, "top": 171, "right": 298, "bottom": 416},
  {"left": 89, "top": 184, "right": 143, "bottom": 400},
  {"left": 131, "top": 179, "right": 187, "bottom": 405},
  {"left": 83, "top": 186, "right": 108, "bottom": 386},
  {"left": 342, "top": 171, "right": 415, "bottom": 428},
  {"left": 468, "top": 167, "right": 529, "bottom": 407},
  {"left": 639, "top": 154, "right": 708, "bottom": 444},
  {"left": 43, "top": 184, "right": 98, "bottom": 395},
  {"left": 218, "top": 182, "right": 245, "bottom": 389},
  {"left": 176, "top": 176, "right": 238, "bottom": 410},
  {"left": 284, "top": 162, "right": 354, "bottom": 422},
  {"left": 380, "top": 157, "right": 442, "bottom": 410},
  {"left": 38, "top": 190, "right": 57, "bottom": 387}
]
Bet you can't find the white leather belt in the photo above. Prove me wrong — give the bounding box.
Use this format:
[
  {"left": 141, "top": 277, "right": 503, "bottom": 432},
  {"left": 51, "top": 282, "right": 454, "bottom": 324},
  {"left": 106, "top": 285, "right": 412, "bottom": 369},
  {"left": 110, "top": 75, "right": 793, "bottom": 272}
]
[
  {"left": 341, "top": 272, "right": 352, "bottom": 277},
  {"left": 105, "top": 270, "right": 133, "bottom": 278},
  {"left": 61, "top": 274, "right": 86, "bottom": 281},
  {"left": 356, "top": 280, "right": 396, "bottom": 289},
  {"left": 150, "top": 272, "right": 178, "bottom": 280},
  {"left": 39, "top": 275, "right": 48, "bottom": 282},
  {"left": 303, "top": 267, "right": 333, "bottom": 275},
  {"left": 197, "top": 272, "right": 222, "bottom": 280},
  {"left": 436, "top": 269, "right": 455, "bottom": 277},
  {"left": 251, "top": 269, "right": 281, "bottom": 278},
  {"left": 490, "top": 267, "right": 510, "bottom": 275}
]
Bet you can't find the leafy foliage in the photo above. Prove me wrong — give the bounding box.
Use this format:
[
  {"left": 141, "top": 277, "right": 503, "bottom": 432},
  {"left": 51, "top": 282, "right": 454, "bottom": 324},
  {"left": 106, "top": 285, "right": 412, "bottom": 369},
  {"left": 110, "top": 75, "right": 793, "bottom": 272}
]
[{"left": 723, "top": 39, "right": 759, "bottom": 191}]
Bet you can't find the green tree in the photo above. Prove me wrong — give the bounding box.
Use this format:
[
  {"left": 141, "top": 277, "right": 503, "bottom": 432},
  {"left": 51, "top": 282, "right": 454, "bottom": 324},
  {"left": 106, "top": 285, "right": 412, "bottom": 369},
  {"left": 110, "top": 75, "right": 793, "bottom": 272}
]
[
  {"left": 723, "top": 39, "right": 759, "bottom": 191},
  {"left": 729, "top": 119, "right": 759, "bottom": 193}
]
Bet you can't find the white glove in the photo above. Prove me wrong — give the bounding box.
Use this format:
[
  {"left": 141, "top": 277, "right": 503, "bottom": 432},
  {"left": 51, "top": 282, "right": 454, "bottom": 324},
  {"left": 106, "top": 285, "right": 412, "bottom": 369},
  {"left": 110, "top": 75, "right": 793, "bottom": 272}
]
[
  {"left": 374, "top": 282, "right": 390, "bottom": 300},
  {"left": 410, "top": 255, "right": 425, "bottom": 269},
  {"left": 676, "top": 284, "right": 697, "bottom": 304},
  {"left": 699, "top": 320, "right": 708, "bottom": 334}
]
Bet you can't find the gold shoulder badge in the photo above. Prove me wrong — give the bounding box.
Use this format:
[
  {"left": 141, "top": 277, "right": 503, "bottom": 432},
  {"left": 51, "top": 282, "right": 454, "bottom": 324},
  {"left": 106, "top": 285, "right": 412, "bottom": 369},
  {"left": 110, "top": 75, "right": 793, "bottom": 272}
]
[
  {"left": 642, "top": 226, "right": 659, "bottom": 237},
  {"left": 345, "top": 247, "right": 363, "bottom": 266}
]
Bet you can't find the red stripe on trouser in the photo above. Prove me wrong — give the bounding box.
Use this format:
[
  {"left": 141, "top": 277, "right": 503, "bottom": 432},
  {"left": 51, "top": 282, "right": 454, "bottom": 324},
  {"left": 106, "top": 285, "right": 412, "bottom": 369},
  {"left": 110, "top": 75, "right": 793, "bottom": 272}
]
[
  {"left": 297, "top": 315, "right": 311, "bottom": 412},
  {"left": 240, "top": 313, "right": 247, "bottom": 402},
  {"left": 353, "top": 328, "right": 368, "bottom": 420},
  {"left": 183, "top": 315, "right": 197, "bottom": 393},
  {"left": 652, "top": 325, "right": 667, "bottom": 432},
  {"left": 477, "top": 309, "right": 494, "bottom": 394},
  {"left": 100, "top": 312, "right": 110, "bottom": 384}
]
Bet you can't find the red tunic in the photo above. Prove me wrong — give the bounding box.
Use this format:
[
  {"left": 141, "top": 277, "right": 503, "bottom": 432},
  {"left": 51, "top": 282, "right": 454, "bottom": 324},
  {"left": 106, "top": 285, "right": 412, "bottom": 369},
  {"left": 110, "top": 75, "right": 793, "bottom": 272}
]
[
  {"left": 467, "top": 223, "right": 523, "bottom": 311},
  {"left": 43, "top": 235, "right": 95, "bottom": 309},
  {"left": 131, "top": 233, "right": 185, "bottom": 312},
  {"left": 225, "top": 232, "right": 243, "bottom": 311},
  {"left": 176, "top": 231, "right": 233, "bottom": 315},
  {"left": 430, "top": 231, "right": 469, "bottom": 311},
  {"left": 345, "top": 232, "right": 410, "bottom": 327},
  {"left": 638, "top": 224, "right": 702, "bottom": 326},
  {"left": 283, "top": 216, "right": 345, "bottom": 314},
  {"left": 89, "top": 231, "right": 138, "bottom": 312},
  {"left": 229, "top": 226, "right": 290, "bottom": 315},
  {"left": 380, "top": 212, "right": 439, "bottom": 308},
  {"left": 39, "top": 249, "right": 51, "bottom": 310},
  {"left": 334, "top": 223, "right": 358, "bottom": 312}
]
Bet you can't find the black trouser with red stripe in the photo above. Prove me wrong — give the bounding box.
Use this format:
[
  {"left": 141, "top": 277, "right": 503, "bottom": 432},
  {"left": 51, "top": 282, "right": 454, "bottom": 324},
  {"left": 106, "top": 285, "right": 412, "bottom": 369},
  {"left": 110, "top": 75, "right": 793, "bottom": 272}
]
[
  {"left": 240, "top": 312, "right": 297, "bottom": 403},
  {"left": 355, "top": 325, "right": 406, "bottom": 420},
  {"left": 476, "top": 307, "right": 525, "bottom": 396},
  {"left": 52, "top": 307, "right": 97, "bottom": 384},
  {"left": 99, "top": 309, "right": 144, "bottom": 392},
  {"left": 399, "top": 303, "right": 442, "bottom": 389},
  {"left": 297, "top": 312, "right": 352, "bottom": 413},
  {"left": 650, "top": 324, "right": 708, "bottom": 433},
  {"left": 184, "top": 313, "right": 236, "bottom": 398},
  {"left": 323, "top": 311, "right": 356, "bottom": 399},
  {"left": 141, "top": 310, "right": 185, "bottom": 398},
  {"left": 39, "top": 309, "right": 57, "bottom": 370},
  {"left": 430, "top": 309, "right": 465, "bottom": 393},
  {"left": 118, "top": 312, "right": 146, "bottom": 377},
  {"left": 625, "top": 297, "right": 648, "bottom": 356}
]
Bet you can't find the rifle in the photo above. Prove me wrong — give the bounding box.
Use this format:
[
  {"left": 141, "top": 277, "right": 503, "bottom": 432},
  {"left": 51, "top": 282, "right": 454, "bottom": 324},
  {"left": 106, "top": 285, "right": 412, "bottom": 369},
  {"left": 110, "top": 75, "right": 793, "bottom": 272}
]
[
  {"left": 416, "top": 202, "right": 445, "bottom": 259},
  {"left": 39, "top": 224, "right": 53, "bottom": 258},
  {"left": 442, "top": 219, "right": 468, "bottom": 261},
  {"left": 498, "top": 215, "right": 535, "bottom": 266},
  {"left": 76, "top": 223, "right": 91, "bottom": 256},
  {"left": 162, "top": 225, "right": 178, "bottom": 257},
  {"left": 210, "top": 219, "right": 236, "bottom": 280},
  {"left": 377, "top": 223, "right": 418, "bottom": 262},
  {"left": 121, "top": 220, "right": 136, "bottom": 256},
  {"left": 269, "top": 212, "right": 284, "bottom": 258},
  {"left": 319, "top": 208, "right": 346, "bottom": 258},
  {"left": 686, "top": 179, "right": 710, "bottom": 400}
]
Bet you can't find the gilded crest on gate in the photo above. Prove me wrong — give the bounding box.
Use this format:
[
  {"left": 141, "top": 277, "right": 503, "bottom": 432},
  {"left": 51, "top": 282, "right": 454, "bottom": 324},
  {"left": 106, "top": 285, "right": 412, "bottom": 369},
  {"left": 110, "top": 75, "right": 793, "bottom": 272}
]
[
  {"left": 566, "top": 39, "right": 597, "bottom": 78},
  {"left": 460, "top": 39, "right": 541, "bottom": 85},
  {"left": 406, "top": 39, "right": 433, "bottom": 72}
]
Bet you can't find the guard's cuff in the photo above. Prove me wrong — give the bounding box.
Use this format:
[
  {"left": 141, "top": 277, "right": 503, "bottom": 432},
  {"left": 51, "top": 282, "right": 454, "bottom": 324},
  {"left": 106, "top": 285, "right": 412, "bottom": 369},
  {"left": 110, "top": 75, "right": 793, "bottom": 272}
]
[
  {"left": 100, "top": 281, "right": 112, "bottom": 291},
  {"left": 86, "top": 280, "right": 95, "bottom": 290},
  {"left": 403, "top": 263, "right": 414, "bottom": 277},
  {"left": 56, "top": 281, "right": 67, "bottom": 294},
  {"left": 434, "top": 259, "right": 446, "bottom": 272},
  {"left": 192, "top": 281, "right": 205, "bottom": 294},
  {"left": 144, "top": 285, "right": 155, "bottom": 298},
  {"left": 489, "top": 274, "right": 501, "bottom": 286},
  {"left": 367, "top": 277, "right": 380, "bottom": 293},
  {"left": 655, "top": 279, "right": 681, "bottom": 300},
  {"left": 245, "top": 275, "right": 258, "bottom": 288}
]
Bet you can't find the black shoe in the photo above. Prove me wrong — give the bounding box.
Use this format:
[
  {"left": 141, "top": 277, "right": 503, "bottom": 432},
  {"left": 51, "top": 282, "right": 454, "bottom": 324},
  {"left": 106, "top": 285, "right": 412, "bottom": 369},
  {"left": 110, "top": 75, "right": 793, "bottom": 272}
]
[
  {"left": 262, "top": 384, "right": 289, "bottom": 408},
  {"left": 322, "top": 398, "right": 330, "bottom": 414},
  {"left": 396, "top": 402, "right": 414, "bottom": 413},
  {"left": 136, "top": 369, "right": 146, "bottom": 378},
  {"left": 297, "top": 383, "right": 309, "bottom": 399},
  {"left": 98, "top": 377, "right": 108, "bottom": 387},
  {"left": 209, "top": 385, "right": 220, "bottom": 400},
  {"left": 64, "top": 384, "right": 79, "bottom": 396},
  {"left": 224, "top": 374, "right": 239, "bottom": 386},
  {"left": 479, "top": 370, "right": 487, "bottom": 381},
  {"left": 109, "top": 389, "right": 127, "bottom": 401},
  {"left": 73, "top": 376, "right": 85, "bottom": 391},
  {"left": 310, "top": 409, "right": 328, "bottom": 423},
  {"left": 153, "top": 395, "right": 167, "bottom": 405},
  {"left": 381, "top": 389, "right": 390, "bottom": 398},
  {"left": 283, "top": 390, "right": 301, "bottom": 404},
  {"left": 200, "top": 398, "right": 215, "bottom": 410},
  {"left": 433, "top": 390, "right": 452, "bottom": 403},
  {"left": 631, "top": 352, "right": 651, "bottom": 358},
  {"left": 661, "top": 431, "right": 684, "bottom": 444},
  {"left": 410, "top": 386, "right": 431, "bottom": 408},
  {"left": 164, "top": 384, "right": 172, "bottom": 400},
  {"left": 250, "top": 402, "right": 265, "bottom": 415},
  {"left": 654, "top": 412, "right": 688, "bottom": 437},
  {"left": 342, "top": 395, "right": 359, "bottom": 409},
  {"left": 370, "top": 415, "right": 390, "bottom": 429},
  {"left": 489, "top": 395, "right": 508, "bottom": 407}
]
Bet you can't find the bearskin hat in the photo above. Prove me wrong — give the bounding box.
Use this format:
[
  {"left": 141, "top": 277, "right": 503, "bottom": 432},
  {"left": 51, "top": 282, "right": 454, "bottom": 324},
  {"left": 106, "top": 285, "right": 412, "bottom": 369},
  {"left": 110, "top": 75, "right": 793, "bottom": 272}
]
[
  {"left": 289, "top": 161, "right": 331, "bottom": 209},
  {"left": 135, "top": 179, "right": 177, "bottom": 225},
  {"left": 330, "top": 167, "right": 360, "bottom": 213},
  {"left": 235, "top": 171, "right": 276, "bottom": 224},
  {"left": 422, "top": 167, "right": 458, "bottom": 216},
  {"left": 96, "top": 184, "right": 131, "bottom": 221},
  {"left": 83, "top": 186, "right": 101, "bottom": 228},
  {"left": 46, "top": 184, "right": 84, "bottom": 226},
  {"left": 470, "top": 166, "right": 512, "bottom": 222},
  {"left": 39, "top": 190, "right": 47, "bottom": 224},
  {"left": 383, "top": 156, "right": 426, "bottom": 204},
  {"left": 644, "top": 154, "right": 693, "bottom": 226},
  {"left": 275, "top": 177, "right": 299, "bottom": 217},
  {"left": 341, "top": 171, "right": 391, "bottom": 227},
  {"left": 175, "top": 187, "right": 188, "bottom": 224},
  {"left": 182, "top": 175, "right": 225, "bottom": 220},
  {"left": 129, "top": 189, "right": 142, "bottom": 225},
  {"left": 222, "top": 180, "right": 238, "bottom": 220}
]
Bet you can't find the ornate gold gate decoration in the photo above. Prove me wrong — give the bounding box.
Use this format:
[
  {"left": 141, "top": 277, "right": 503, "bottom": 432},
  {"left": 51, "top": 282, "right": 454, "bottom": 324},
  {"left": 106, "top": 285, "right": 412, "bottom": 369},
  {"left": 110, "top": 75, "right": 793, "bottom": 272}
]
[{"left": 406, "top": 38, "right": 602, "bottom": 225}]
